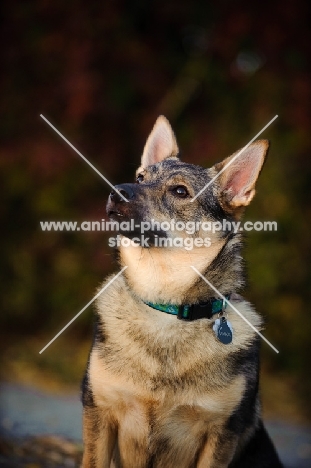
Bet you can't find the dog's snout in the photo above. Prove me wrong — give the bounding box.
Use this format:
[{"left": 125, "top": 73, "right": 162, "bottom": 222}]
[
  {"left": 109, "top": 188, "right": 128, "bottom": 202},
  {"left": 110, "top": 184, "right": 135, "bottom": 202}
]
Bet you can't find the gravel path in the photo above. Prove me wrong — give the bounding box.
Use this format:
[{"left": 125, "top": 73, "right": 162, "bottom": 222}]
[{"left": 0, "top": 382, "right": 310, "bottom": 467}]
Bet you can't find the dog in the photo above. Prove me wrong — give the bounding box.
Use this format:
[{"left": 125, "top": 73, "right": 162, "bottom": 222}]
[{"left": 81, "top": 116, "right": 283, "bottom": 467}]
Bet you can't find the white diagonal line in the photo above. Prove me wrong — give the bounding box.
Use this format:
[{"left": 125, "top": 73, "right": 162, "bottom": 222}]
[
  {"left": 190, "top": 266, "right": 279, "bottom": 353},
  {"left": 191, "top": 115, "right": 278, "bottom": 202},
  {"left": 40, "top": 114, "right": 128, "bottom": 202},
  {"left": 39, "top": 266, "right": 127, "bottom": 354}
]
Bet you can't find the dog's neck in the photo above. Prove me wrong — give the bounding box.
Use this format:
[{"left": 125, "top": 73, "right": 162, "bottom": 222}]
[{"left": 119, "top": 234, "right": 244, "bottom": 304}]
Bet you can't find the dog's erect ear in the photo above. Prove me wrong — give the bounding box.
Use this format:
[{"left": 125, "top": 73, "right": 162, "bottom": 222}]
[
  {"left": 216, "top": 140, "right": 269, "bottom": 208},
  {"left": 140, "top": 116, "right": 179, "bottom": 168}
]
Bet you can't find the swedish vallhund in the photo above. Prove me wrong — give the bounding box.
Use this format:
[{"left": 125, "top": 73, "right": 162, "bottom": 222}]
[{"left": 81, "top": 116, "right": 283, "bottom": 467}]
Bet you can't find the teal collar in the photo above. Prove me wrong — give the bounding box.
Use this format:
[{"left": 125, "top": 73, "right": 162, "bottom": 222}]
[{"left": 145, "top": 295, "right": 230, "bottom": 321}]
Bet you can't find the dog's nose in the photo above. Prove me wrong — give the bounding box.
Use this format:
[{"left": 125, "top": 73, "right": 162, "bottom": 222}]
[{"left": 110, "top": 184, "right": 135, "bottom": 202}]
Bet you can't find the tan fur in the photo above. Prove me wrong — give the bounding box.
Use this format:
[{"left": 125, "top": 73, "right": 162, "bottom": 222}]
[
  {"left": 82, "top": 406, "right": 117, "bottom": 468},
  {"left": 197, "top": 434, "right": 239, "bottom": 468},
  {"left": 82, "top": 272, "right": 261, "bottom": 467},
  {"left": 82, "top": 117, "right": 276, "bottom": 467},
  {"left": 119, "top": 240, "right": 226, "bottom": 304}
]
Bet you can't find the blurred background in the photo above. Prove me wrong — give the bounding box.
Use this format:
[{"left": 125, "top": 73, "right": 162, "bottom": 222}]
[{"left": 1, "top": 0, "right": 311, "bottom": 463}]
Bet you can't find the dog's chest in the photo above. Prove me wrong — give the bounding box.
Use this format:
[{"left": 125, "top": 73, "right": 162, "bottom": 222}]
[
  {"left": 90, "top": 281, "right": 261, "bottom": 463},
  {"left": 90, "top": 312, "right": 246, "bottom": 422},
  {"left": 90, "top": 346, "right": 245, "bottom": 455},
  {"left": 93, "top": 289, "right": 251, "bottom": 403}
]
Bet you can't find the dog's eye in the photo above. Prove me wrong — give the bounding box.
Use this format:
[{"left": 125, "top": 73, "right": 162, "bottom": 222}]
[
  {"left": 172, "top": 186, "right": 189, "bottom": 198},
  {"left": 136, "top": 174, "right": 144, "bottom": 183}
]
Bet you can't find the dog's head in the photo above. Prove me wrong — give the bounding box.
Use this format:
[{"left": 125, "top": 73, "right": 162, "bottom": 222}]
[
  {"left": 107, "top": 116, "right": 269, "bottom": 239},
  {"left": 106, "top": 116, "right": 269, "bottom": 303}
]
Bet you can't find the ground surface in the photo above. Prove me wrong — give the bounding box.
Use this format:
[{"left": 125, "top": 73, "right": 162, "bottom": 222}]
[{"left": 0, "top": 382, "right": 310, "bottom": 467}]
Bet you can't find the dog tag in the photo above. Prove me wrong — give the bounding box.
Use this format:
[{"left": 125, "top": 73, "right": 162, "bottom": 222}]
[{"left": 213, "top": 317, "right": 233, "bottom": 344}]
